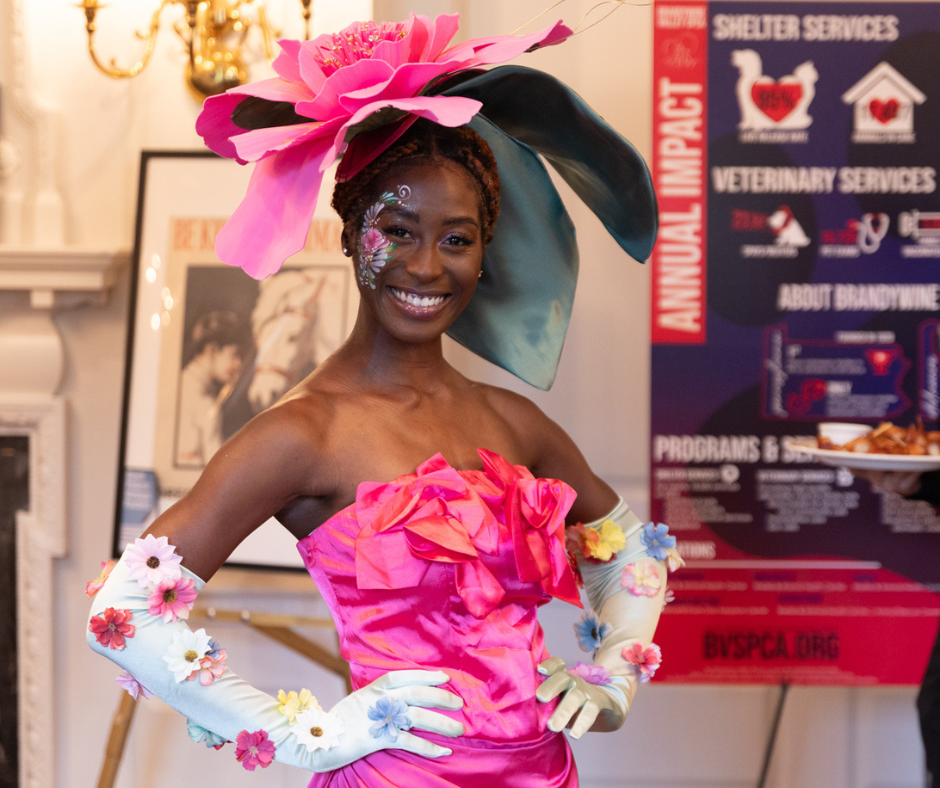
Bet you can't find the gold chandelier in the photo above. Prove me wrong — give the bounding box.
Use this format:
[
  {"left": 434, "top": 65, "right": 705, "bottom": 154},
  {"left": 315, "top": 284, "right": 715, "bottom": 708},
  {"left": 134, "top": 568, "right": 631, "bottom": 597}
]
[{"left": 77, "top": 0, "right": 313, "bottom": 97}]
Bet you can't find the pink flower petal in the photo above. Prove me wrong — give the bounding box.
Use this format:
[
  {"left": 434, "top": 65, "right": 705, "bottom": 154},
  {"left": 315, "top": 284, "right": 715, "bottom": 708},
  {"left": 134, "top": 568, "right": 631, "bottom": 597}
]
[
  {"left": 371, "top": 14, "right": 424, "bottom": 68},
  {"left": 231, "top": 121, "right": 326, "bottom": 163},
  {"left": 299, "top": 59, "right": 396, "bottom": 121},
  {"left": 442, "top": 21, "right": 572, "bottom": 67},
  {"left": 196, "top": 93, "right": 251, "bottom": 163},
  {"left": 215, "top": 139, "right": 332, "bottom": 280},
  {"left": 228, "top": 76, "right": 313, "bottom": 105},
  {"left": 420, "top": 13, "right": 460, "bottom": 61},
  {"left": 337, "top": 61, "right": 456, "bottom": 112},
  {"left": 322, "top": 95, "right": 481, "bottom": 179},
  {"left": 272, "top": 39, "right": 308, "bottom": 88}
]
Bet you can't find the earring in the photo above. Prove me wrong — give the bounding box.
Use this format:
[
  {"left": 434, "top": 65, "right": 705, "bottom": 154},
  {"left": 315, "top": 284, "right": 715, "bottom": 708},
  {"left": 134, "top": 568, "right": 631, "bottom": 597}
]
[
  {"left": 342, "top": 246, "right": 349, "bottom": 255},
  {"left": 478, "top": 271, "right": 483, "bottom": 279}
]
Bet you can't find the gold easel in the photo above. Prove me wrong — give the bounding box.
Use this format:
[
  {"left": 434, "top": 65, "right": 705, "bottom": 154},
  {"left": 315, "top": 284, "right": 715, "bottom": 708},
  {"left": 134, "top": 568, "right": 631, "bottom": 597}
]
[{"left": 96, "top": 607, "right": 349, "bottom": 788}]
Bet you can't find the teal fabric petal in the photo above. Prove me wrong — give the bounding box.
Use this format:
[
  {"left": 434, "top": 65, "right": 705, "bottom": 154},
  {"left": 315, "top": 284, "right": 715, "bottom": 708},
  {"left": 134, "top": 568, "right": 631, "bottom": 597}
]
[
  {"left": 438, "top": 65, "right": 658, "bottom": 262},
  {"left": 445, "top": 114, "right": 577, "bottom": 391}
]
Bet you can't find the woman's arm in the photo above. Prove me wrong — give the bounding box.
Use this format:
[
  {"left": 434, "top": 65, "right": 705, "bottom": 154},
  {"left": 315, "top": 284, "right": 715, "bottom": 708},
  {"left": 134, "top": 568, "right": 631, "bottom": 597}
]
[
  {"left": 147, "top": 397, "right": 329, "bottom": 579},
  {"left": 492, "top": 391, "right": 669, "bottom": 737},
  {"left": 87, "top": 398, "right": 464, "bottom": 771}
]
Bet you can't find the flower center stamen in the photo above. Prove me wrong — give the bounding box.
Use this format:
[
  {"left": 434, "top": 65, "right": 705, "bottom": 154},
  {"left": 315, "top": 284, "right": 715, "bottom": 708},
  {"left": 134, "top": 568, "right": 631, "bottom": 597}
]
[
  {"left": 163, "top": 589, "right": 178, "bottom": 604},
  {"left": 146, "top": 556, "right": 160, "bottom": 568},
  {"left": 310, "top": 726, "right": 323, "bottom": 737},
  {"left": 184, "top": 649, "right": 198, "bottom": 662}
]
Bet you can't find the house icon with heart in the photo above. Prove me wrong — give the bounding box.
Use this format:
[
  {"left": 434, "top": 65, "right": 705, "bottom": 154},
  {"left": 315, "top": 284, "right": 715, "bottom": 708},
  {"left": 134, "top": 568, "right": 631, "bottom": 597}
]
[{"left": 841, "top": 62, "right": 925, "bottom": 144}]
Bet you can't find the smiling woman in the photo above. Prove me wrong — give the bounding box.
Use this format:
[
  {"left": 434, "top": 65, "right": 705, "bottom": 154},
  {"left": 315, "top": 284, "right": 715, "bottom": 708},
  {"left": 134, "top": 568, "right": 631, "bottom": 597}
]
[
  {"left": 333, "top": 124, "right": 494, "bottom": 345},
  {"left": 86, "top": 12, "right": 664, "bottom": 788}
]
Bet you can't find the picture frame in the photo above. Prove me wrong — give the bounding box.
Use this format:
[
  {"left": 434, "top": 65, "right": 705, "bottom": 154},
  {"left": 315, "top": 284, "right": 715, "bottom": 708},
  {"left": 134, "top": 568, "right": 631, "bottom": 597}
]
[{"left": 113, "top": 151, "right": 357, "bottom": 569}]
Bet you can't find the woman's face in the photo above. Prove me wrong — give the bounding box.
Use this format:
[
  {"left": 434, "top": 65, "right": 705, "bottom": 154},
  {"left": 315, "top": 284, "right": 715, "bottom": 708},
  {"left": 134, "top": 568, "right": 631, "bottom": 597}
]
[{"left": 347, "top": 159, "right": 485, "bottom": 344}]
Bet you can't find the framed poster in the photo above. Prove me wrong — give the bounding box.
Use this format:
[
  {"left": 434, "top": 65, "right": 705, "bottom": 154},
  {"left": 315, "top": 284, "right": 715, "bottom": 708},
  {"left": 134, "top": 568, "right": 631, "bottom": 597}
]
[
  {"left": 114, "top": 151, "right": 357, "bottom": 569},
  {"left": 650, "top": 1, "right": 940, "bottom": 685}
]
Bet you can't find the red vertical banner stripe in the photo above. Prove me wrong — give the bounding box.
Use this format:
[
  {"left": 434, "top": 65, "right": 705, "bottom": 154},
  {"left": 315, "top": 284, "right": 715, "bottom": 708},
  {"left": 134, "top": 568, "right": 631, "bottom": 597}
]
[{"left": 652, "top": 2, "right": 709, "bottom": 344}]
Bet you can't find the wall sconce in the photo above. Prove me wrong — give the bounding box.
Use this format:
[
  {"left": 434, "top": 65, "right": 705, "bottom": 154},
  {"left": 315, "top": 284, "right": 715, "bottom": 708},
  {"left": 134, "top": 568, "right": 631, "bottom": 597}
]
[{"left": 77, "top": 0, "right": 313, "bottom": 97}]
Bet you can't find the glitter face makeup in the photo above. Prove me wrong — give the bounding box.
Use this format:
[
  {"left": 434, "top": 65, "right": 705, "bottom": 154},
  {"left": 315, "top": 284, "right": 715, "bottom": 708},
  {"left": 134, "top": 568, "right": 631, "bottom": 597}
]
[{"left": 356, "top": 185, "right": 411, "bottom": 289}]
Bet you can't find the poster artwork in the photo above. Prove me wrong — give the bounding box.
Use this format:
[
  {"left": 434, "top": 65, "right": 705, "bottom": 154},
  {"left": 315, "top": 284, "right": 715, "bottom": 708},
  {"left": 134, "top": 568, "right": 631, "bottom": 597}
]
[
  {"left": 151, "top": 217, "right": 350, "bottom": 495},
  {"left": 651, "top": 1, "right": 940, "bottom": 685}
]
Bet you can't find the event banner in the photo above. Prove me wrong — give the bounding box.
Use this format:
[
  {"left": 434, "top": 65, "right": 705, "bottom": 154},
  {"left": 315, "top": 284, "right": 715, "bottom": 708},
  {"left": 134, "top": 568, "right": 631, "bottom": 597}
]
[{"left": 650, "top": 1, "right": 940, "bottom": 684}]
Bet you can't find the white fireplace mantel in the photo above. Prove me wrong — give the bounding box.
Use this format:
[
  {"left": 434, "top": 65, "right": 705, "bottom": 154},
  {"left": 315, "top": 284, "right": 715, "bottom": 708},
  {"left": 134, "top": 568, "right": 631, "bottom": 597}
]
[
  {"left": 0, "top": 245, "right": 127, "bottom": 788},
  {"left": 0, "top": 246, "right": 127, "bottom": 309}
]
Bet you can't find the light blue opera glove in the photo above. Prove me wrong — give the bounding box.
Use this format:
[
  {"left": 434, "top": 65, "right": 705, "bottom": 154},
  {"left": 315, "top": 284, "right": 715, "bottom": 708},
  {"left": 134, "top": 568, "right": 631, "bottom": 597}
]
[
  {"left": 88, "top": 547, "right": 463, "bottom": 771},
  {"left": 536, "top": 499, "right": 667, "bottom": 737}
]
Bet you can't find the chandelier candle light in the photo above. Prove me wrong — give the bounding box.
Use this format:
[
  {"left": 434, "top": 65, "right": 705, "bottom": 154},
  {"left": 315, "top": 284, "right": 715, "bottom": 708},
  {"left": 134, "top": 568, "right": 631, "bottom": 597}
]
[{"left": 76, "top": 0, "right": 314, "bottom": 97}]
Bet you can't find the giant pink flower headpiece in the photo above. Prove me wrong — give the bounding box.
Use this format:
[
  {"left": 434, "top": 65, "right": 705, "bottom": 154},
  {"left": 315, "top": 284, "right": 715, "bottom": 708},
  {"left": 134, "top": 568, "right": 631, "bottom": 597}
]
[{"left": 196, "top": 14, "right": 571, "bottom": 280}]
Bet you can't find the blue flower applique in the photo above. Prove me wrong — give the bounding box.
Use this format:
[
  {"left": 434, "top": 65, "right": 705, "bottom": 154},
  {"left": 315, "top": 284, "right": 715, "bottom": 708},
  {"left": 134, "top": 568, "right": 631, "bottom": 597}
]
[
  {"left": 368, "top": 696, "right": 411, "bottom": 741},
  {"left": 206, "top": 638, "right": 223, "bottom": 659},
  {"left": 641, "top": 522, "right": 676, "bottom": 561},
  {"left": 573, "top": 611, "right": 612, "bottom": 653},
  {"left": 187, "top": 719, "right": 227, "bottom": 749}
]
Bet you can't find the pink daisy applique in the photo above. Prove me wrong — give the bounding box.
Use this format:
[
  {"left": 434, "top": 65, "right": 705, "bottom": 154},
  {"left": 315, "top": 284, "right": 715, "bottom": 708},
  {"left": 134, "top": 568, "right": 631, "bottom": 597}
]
[
  {"left": 125, "top": 534, "right": 183, "bottom": 587},
  {"left": 85, "top": 560, "right": 116, "bottom": 597},
  {"left": 622, "top": 642, "right": 662, "bottom": 683},
  {"left": 147, "top": 576, "right": 198, "bottom": 623},
  {"left": 621, "top": 561, "right": 662, "bottom": 597},
  {"left": 235, "top": 729, "right": 275, "bottom": 770},
  {"left": 89, "top": 608, "right": 136, "bottom": 650}
]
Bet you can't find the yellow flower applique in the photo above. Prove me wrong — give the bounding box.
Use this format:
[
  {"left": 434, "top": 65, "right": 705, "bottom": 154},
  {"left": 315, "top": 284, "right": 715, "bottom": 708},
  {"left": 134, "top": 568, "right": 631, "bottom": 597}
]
[
  {"left": 277, "top": 688, "right": 321, "bottom": 724},
  {"left": 584, "top": 519, "right": 626, "bottom": 562}
]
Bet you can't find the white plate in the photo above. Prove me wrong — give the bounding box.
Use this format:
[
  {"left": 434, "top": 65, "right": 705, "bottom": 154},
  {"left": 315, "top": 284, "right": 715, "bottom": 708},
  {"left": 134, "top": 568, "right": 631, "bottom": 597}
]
[{"left": 785, "top": 438, "right": 940, "bottom": 472}]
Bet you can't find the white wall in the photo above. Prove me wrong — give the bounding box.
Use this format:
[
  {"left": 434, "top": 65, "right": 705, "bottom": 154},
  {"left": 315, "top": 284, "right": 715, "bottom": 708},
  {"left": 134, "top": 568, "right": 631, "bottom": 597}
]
[{"left": 2, "top": 0, "right": 925, "bottom": 786}]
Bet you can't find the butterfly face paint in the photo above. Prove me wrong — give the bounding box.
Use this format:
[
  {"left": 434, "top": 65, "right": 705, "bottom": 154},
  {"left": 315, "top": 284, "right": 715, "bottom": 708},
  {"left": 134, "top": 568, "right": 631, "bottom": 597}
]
[{"left": 357, "top": 185, "right": 411, "bottom": 289}]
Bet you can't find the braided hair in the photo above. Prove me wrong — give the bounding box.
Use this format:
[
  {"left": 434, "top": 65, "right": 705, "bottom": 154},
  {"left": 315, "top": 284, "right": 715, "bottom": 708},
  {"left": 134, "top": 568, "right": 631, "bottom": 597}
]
[{"left": 332, "top": 120, "right": 500, "bottom": 246}]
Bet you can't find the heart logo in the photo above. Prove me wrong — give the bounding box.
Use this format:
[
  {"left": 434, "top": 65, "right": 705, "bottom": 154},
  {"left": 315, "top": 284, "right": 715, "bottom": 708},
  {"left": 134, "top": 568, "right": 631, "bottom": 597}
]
[
  {"left": 751, "top": 82, "right": 803, "bottom": 122},
  {"left": 869, "top": 98, "right": 900, "bottom": 124}
]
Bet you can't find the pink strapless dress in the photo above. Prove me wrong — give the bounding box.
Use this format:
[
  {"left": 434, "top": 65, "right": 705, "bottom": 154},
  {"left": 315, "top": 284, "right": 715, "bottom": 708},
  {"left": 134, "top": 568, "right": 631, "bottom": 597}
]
[{"left": 297, "top": 449, "right": 584, "bottom": 787}]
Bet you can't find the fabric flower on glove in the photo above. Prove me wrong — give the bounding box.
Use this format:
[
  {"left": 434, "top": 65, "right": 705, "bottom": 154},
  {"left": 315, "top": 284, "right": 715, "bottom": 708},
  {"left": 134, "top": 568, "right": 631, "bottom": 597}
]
[
  {"left": 621, "top": 561, "right": 661, "bottom": 597},
  {"left": 164, "top": 628, "right": 213, "bottom": 682},
  {"left": 115, "top": 670, "right": 152, "bottom": 700},
  {"left": 125, "top": 534, "right": 183, "bottom": 588},
  {"left": 574, "top": 611, "right": 612, "bottom": 654},
  {"left": 235, "top": 729, "right": 275, "bottom": 770},
  {"left": 622, "top": 642, "right": 662, "bottom": 683},
  {"left": 195, "top": 13, "right": 571, "bottom": 280},
  {"left": 85, "top": 560, "right": 115, "bottom": 597},
  {"left": 568, "top": 520, "right": 626, "bottom": 562},
  {"left": 662, "top": 585, "right": 675, "bottom": 611},
  {"left": 277, "top": 688, "right": 321, "bottom": 723},
  {"left": 368, "top": 696, "right": 411, "bottom": 741},
  {"left": 294, "top": 706, "right": 344, "bottom": 751},
  {"left": 147, "top": 575, "right": 198, "bottom": 623},
  {"left": 188, "top": 649, "right": 227, "bottom": 687},
  {"left": 664, "top": 545, "right": 685, "bottom": 573},
  {"left": 188, "top": 720, "right": 227, "bottom": 749},
  {"left": 89, "top": 608, "right": 135, "bottom": 651},
  {"left": 640, "top": 523, "right": 676, "bottom": 561},
  {"left": 570, "top": 661, "right": 612, "bottom": 686}
]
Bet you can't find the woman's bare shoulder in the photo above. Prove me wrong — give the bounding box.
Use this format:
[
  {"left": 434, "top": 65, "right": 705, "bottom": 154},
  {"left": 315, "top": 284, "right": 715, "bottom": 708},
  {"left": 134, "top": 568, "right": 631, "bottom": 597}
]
[
  {"left": 475, "top": 382, "right": 618, "bottom": 520},
  {"left": 475, "top": 384, "right": 562, "bottom": 456}
]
